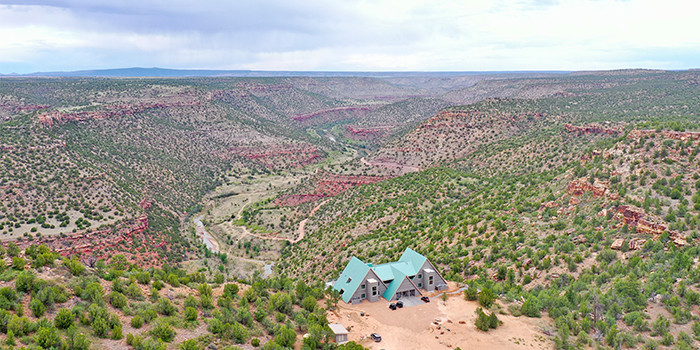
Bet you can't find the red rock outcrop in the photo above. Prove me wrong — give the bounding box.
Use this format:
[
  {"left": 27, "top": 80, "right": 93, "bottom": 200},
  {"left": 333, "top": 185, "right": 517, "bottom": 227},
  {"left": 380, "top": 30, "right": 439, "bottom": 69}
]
[
  {"left": 315, "top": 174, "right": 391, "bottom": 197},
  {"left": 568, "top": 178, "right": 614, "bottom": 198},
  {"left": 37, "top": 99, "right": 200, "bottom": 126},
  {"left": 615, "top": 205, "right": 669, "bottom": 236},
  {"left": 611, "top": 237, "right": 646, "bottom": 250},
  {"left": 629, "top": 238, "right": 646, "bottom": 250},
  {"left": 564, "top": 123, "right": 622, "bottom": 136},
  {"left": 2, "top": 214, "right": 185, "bottom": 267},
  {"left": 229, "top": 144, "right": 324, "bottom": 169},
  {"left": 274, "top": 172, "right": 389, "bottom": 207},
  {"left": 1, "top": 215, "right": 170, "bottom": 265}
]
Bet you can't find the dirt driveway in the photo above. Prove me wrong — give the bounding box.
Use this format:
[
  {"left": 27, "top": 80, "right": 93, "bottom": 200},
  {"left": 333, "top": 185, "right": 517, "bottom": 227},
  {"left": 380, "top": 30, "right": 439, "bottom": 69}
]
[{"left": 327, "top": 284, "right": 554, "bottom": 350}]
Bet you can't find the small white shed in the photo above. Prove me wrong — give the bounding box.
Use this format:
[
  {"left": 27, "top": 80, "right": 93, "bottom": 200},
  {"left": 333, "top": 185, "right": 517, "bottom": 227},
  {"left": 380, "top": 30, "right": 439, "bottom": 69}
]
[{"left": 328, "top": 323, "right": 349, "bottom": 344}]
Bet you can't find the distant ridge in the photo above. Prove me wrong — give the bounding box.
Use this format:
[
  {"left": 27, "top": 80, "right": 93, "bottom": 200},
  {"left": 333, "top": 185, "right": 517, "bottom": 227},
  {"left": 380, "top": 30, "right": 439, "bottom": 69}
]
[{"left": 1, "top": 67, "right": 572, "bottom": 78}]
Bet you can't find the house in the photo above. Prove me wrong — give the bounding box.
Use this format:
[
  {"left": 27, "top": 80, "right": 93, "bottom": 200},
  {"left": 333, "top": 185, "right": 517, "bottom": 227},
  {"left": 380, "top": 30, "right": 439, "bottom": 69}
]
[
  {"left": 333, "top": 248, "right": 448, "bottom": 304},
  {"left": 328, "top": 323, "right": 349, "bottom": 344}
]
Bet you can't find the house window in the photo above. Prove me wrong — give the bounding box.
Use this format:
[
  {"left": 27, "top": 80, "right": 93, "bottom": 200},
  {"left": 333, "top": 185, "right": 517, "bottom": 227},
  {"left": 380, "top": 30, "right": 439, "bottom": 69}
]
[
  {"left": 361, "top": 284, "right": 365, "bottom": 290},
  {"left": 418, "top": 273, "right": 422, "bottom": 279},
  {"left": 361, "top": 294, "right": 366, "bottom": 299},
  {"left": 429, "top": 276, "right": 434, "bottom": 285},
  {"left": 339, "top": 289, "right": 345, "bottom": 295},
  {"left": 346, "top": 277, "right": 352, "bottom": 283},
  {"left": 372, "top": 286, "right": 377, "bottom": 296},
  {"left": 418, "top": 283, "right": 422, "bottom": 288}
]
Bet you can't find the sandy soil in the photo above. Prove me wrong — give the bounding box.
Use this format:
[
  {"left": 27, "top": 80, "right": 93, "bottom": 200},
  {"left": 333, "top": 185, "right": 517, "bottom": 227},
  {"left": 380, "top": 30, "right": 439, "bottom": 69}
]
[
  {"left": 328, "top": 283, "right": 554, "bottom": 350},
  {"left": 4, "top": 209, "right": 125, "bottom": 240}
]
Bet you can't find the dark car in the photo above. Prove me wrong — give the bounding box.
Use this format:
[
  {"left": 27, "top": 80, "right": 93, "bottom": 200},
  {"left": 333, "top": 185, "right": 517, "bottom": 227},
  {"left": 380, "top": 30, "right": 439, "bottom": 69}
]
[
  {"left": 389, "top": 303, "right": 397, "bottom": 310},
  {"left": 396, "top": 300, "right": 404, "bottom": 308},
  {"left": 421, "top": 296, "right": 430, "bottom": 303},
  {"left": 370, "top": 333, "right": 382, "bottom": 342}
]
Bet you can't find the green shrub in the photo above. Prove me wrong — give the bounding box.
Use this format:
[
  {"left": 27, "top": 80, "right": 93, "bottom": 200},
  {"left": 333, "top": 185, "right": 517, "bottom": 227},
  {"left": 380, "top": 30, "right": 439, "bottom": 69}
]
[
  {"left": 652, "top": 315, "right": 670, "bottom": 336},
  {"left": 5, "top": 330, "right": 15, "bottom": 346},
  {"left": 180, "top": 339, "right": 201, "bottom": 350},
  {"left": 54, "top": 308, "right": 75, "bottom": 329},
  {"left": 7, "top": 315, "right": 33, "bottom": 337},
  {"left": 126, "top": 283, "right": 145, "bottom": 300},
  {"left": 82, "top": 282, "right": 104, "bottom": 304},
  {"left": 112, "top": 324, "right": 124, "bottom": 340},
  {"left": 301, "top": 296, "right": 317, "bottom": 312},
  {"left": 274, "top": 325, "right": 296, "bottom": 348},
  {"left": 66, "top": 258, "right": 85, "bottom": 276},
  {"left": 15, "top": 271, "right": 35, "bottom": 293},
  {"left": 184, "top": 296, "right": 198, "bottom": 309},
  {"left": 11, "top": 257, "right": 25, "bottom": 270},
  {"left": 478, "top": 288, "right": 495, "bottom": 308},
  {"left": 92, "top": 316, "right": 109, "bottom": 338},
  {"left": 150, "top": 319, "right": 175, "bottom": 342},
  {"left": 231, "top": 322, "right": 249, "bottom": 344},
  {"left": 109, "top": 291, "right": 128, "bottom": 309},
  {"left": 223, "top": 284, "right": 239, "bottom": 298},
  {"left": 36, "top": 326, "right": 61, "bottom": 349},
  {"left": 184, "top": 307, "right": 197, "bottom": 322},
  {"left": 464, "top": 288, "right": 478, "bottom": 301},
  {"left": 29, "top": 298, "right": 46, "bottom": 317},
  {"left": 521, "top": 298, "right": 540, "bottom": 317},
  {"left": 475, "top": 308, "right": 490, "bottom": 331},
  {"left": 131, "top": 315, "right": 144, "bottom": 328},
  {"left": 156, "top": 298, "right": 177, "bottom": 316},
  {"left": 66, "top": 328, "right": 90, "bottom": 350}
]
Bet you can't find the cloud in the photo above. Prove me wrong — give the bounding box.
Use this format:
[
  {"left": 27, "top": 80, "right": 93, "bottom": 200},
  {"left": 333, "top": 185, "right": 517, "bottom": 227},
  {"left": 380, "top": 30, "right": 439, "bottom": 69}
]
[{"left": 0, "top": 0, "right": 699, "bottom": 73}]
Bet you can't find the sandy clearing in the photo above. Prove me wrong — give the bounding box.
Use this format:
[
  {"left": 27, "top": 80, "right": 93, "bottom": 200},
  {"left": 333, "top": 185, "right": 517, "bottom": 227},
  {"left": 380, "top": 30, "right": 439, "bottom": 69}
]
[{"left": 328, "top": 283, "right": 554, "bottom": 350}]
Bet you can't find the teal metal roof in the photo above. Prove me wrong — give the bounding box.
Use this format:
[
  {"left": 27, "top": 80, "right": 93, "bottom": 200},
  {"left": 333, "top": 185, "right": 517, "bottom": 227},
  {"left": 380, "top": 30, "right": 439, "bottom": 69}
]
[
  {"left": 334, "top": 248, "right": 430, "bottom": 303},
  {"left": 398, "top": 248, "right": 427, "bottom": 274},
  {"left": 333, "top": 257, "right": 371, "bottom": 303},
  {"left": 382, "top": 273, "right": 422, "bottom": 300},
  {"left": 382, "top": 275, "right": 406, "bottom": 300},
  {"left": 373, "top": 261, "right": 415, "bottom": 282}
]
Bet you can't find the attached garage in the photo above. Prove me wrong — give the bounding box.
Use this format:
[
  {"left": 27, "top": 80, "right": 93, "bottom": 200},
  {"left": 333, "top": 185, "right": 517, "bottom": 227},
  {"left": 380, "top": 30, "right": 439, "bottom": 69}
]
[{"left": 384, "top": 276, "right": 422, "bottom": 301}]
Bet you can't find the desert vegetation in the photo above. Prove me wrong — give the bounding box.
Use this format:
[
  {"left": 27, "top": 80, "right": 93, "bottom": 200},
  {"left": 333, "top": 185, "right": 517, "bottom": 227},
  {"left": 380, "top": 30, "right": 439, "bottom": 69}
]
[{"left": 2, "top": 70, "right": 700, "bottom": 349}]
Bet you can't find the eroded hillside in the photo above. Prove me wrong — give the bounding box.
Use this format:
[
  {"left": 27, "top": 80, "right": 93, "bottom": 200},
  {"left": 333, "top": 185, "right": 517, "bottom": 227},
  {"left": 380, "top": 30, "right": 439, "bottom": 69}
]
[{"left": 276, "top": 70, "right": 700, "bottom": 350}]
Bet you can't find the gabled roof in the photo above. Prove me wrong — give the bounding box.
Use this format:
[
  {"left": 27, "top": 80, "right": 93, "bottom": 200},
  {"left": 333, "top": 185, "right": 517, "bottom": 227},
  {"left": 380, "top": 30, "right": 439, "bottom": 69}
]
[
  {"left": 334, "top": 248, "right": 434, "bottom": 303},
  {"left": 383, "top": 274, "right": 422, "bottom": 300},
  {"left": 372, "top": 261, "right": 415, "bottom": 282},
  {"left": 398, "top": 247, "right": 427, "bottom": 275},
  {"left": 333, "top": 257, "right": 371, "bottom": 303}
]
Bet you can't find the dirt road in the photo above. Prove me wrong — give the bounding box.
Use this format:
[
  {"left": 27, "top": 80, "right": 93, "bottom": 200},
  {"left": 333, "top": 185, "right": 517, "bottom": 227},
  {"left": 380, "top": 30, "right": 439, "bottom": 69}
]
[
  {"left": 294, "top": 199, "right": 328, "bottom": 243},
  {"left": 230, "top": 199, "right": 328, "bottom": 244},
  {"left": 328, "top": 282, "right": 554, "bottom": 350}
]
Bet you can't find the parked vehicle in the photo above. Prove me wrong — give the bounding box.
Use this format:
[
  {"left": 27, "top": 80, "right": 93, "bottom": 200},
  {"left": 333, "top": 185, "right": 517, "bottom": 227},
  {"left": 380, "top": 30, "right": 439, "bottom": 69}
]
[
  {"left": 389, "top": 303, "right": 397, "bottom": 310},
  {"left": 421, "top": 296, "right": 430, "bottom": 303},
  {"left": 396, "top": 300, "right": 404, "bottom": 308},
  {"left": 370, "top": 333, "right": 382, "bottom": 342}
]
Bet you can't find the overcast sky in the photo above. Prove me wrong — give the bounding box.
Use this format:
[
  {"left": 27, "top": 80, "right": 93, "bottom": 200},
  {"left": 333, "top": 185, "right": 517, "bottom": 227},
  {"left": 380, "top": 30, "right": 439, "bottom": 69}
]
[{"left": 1, "top": 0, "right": 699, "bottom": 73}]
